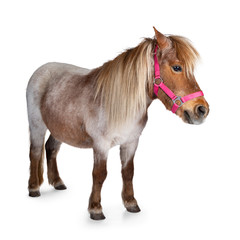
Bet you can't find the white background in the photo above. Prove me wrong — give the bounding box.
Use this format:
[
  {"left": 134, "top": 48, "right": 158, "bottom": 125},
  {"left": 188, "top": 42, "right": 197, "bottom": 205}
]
[{"left": 0, "top": 0, "right": 240, "bottom": 239}]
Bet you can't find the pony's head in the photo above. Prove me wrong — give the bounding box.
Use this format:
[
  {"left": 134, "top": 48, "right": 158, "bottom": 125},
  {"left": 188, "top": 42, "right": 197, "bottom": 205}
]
[{"left": 152, "top": 27, "right": 209, "bottom": 124}]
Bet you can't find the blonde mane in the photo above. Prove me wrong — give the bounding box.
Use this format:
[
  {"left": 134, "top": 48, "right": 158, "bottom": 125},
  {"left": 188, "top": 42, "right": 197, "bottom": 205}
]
[
  {"left": 95, "top": 38, "right": 154, "bottom": 129},
  {"left": 95, "top": 36, "right": 199, "bottom": 129}
]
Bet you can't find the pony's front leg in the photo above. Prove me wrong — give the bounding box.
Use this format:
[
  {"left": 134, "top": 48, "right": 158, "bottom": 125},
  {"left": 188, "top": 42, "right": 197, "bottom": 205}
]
[
  {"left": 120, "top": 140, "right": 141, "bottom": 213},
  {"left": 88, "top": 149, "right": 108, "bottom": 220}
]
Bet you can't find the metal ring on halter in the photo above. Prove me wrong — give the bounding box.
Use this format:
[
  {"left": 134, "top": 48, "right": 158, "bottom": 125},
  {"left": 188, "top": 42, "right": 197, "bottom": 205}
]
[
  {"left": 172, "top": 96, "right": 184, "bottom": 107},
  {"left": 153, "top": 77, "right": 163, "bottom": 84}
]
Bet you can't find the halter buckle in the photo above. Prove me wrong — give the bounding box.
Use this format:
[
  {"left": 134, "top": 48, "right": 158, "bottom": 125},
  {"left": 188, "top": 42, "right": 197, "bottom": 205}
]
[{"left": 172, "top": 96, "right": 183, "bottom": 107}]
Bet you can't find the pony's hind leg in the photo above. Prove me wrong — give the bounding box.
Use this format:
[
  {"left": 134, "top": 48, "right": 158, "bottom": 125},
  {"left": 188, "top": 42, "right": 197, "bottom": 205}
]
[
  {"left": 45, "top": 135, "right": 66, "bottom": 190},
  {"left": 28, "top": 125, "right": 47, "bottom": 197},
  {"left": 27, "top": 76, "right": 48, "bottom": 197},
  {"left": 120, "top": 140, "right": 141, "bottom": 213}
]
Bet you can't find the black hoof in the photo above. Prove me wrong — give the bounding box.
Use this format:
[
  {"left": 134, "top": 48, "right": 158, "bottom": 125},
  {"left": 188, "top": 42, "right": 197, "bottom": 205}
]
[
  {"left": 54, "top": 184, "right": 67, "bottom": 190},
  {"left": 90, "top": 212, "right": 106, "bottom": 220},
  {"left": 126, "top": 205, "right": 141, "bottom": 213},
  {"left": 29, "top": 191, "right": 41, "bottom": 197}
]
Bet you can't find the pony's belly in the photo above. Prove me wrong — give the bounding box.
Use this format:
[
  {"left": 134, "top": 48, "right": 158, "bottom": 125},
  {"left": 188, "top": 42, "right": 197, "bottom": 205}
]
[
  {"left": 51, "top": 129, "right": 93, "bottom": 149},
  {"left": 42, "top": 114, "right": 93, "bottom": 148}
]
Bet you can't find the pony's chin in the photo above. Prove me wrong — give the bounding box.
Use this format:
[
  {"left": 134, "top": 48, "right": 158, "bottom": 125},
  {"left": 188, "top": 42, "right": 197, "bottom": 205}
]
[{"left": 183, "top": 110, "right": 205, "bottom": 125}]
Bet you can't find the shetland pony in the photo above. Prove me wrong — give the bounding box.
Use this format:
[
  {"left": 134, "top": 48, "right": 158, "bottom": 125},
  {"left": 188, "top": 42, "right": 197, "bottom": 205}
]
[{"left": 26, "top": 27, "right": 209, "bottom": 220}]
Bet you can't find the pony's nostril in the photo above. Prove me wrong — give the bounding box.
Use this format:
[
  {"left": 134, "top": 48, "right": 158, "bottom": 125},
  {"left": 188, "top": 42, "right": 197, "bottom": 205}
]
[{"left": 197, "top": 105, "right": 206, "bottom": 117}]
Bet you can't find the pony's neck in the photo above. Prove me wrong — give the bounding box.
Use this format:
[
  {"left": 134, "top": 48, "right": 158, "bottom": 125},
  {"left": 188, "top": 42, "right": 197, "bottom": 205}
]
[{"left": 94, "top": 38, "right": 155, "bottom": 130}]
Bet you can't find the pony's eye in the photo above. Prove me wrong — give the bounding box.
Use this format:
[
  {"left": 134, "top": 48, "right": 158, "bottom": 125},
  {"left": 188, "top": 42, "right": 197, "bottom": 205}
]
[{"left": 172, "top": 65, "right": 182, "bottom": 72}]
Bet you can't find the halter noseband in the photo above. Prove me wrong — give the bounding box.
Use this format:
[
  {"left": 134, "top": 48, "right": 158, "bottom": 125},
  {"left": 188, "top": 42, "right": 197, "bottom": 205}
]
[{"left": 153, "top": 45, "right": 204, "bottom": 113}]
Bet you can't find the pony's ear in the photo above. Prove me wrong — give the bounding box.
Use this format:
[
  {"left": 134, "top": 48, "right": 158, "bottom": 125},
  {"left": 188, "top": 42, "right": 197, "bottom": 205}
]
[{"left": 153, "top": 27, "right": 169, "bottom": 49}]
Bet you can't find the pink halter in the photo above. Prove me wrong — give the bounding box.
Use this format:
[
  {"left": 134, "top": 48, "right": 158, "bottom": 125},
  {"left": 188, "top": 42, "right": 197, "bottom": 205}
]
[{"left": 153, "top": 45, "right": 204, "bottom": 113}]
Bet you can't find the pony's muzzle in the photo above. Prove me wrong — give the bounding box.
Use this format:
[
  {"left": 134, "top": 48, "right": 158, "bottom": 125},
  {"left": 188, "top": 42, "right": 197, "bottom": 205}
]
[{"left": 183, "top": 104, "right": 209, "bottom": 125}]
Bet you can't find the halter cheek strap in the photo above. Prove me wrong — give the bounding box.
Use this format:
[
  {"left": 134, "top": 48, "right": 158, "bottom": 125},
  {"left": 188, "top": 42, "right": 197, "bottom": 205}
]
[{"left": 153, "top": 45, "right": 204, "bottom": 113}]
